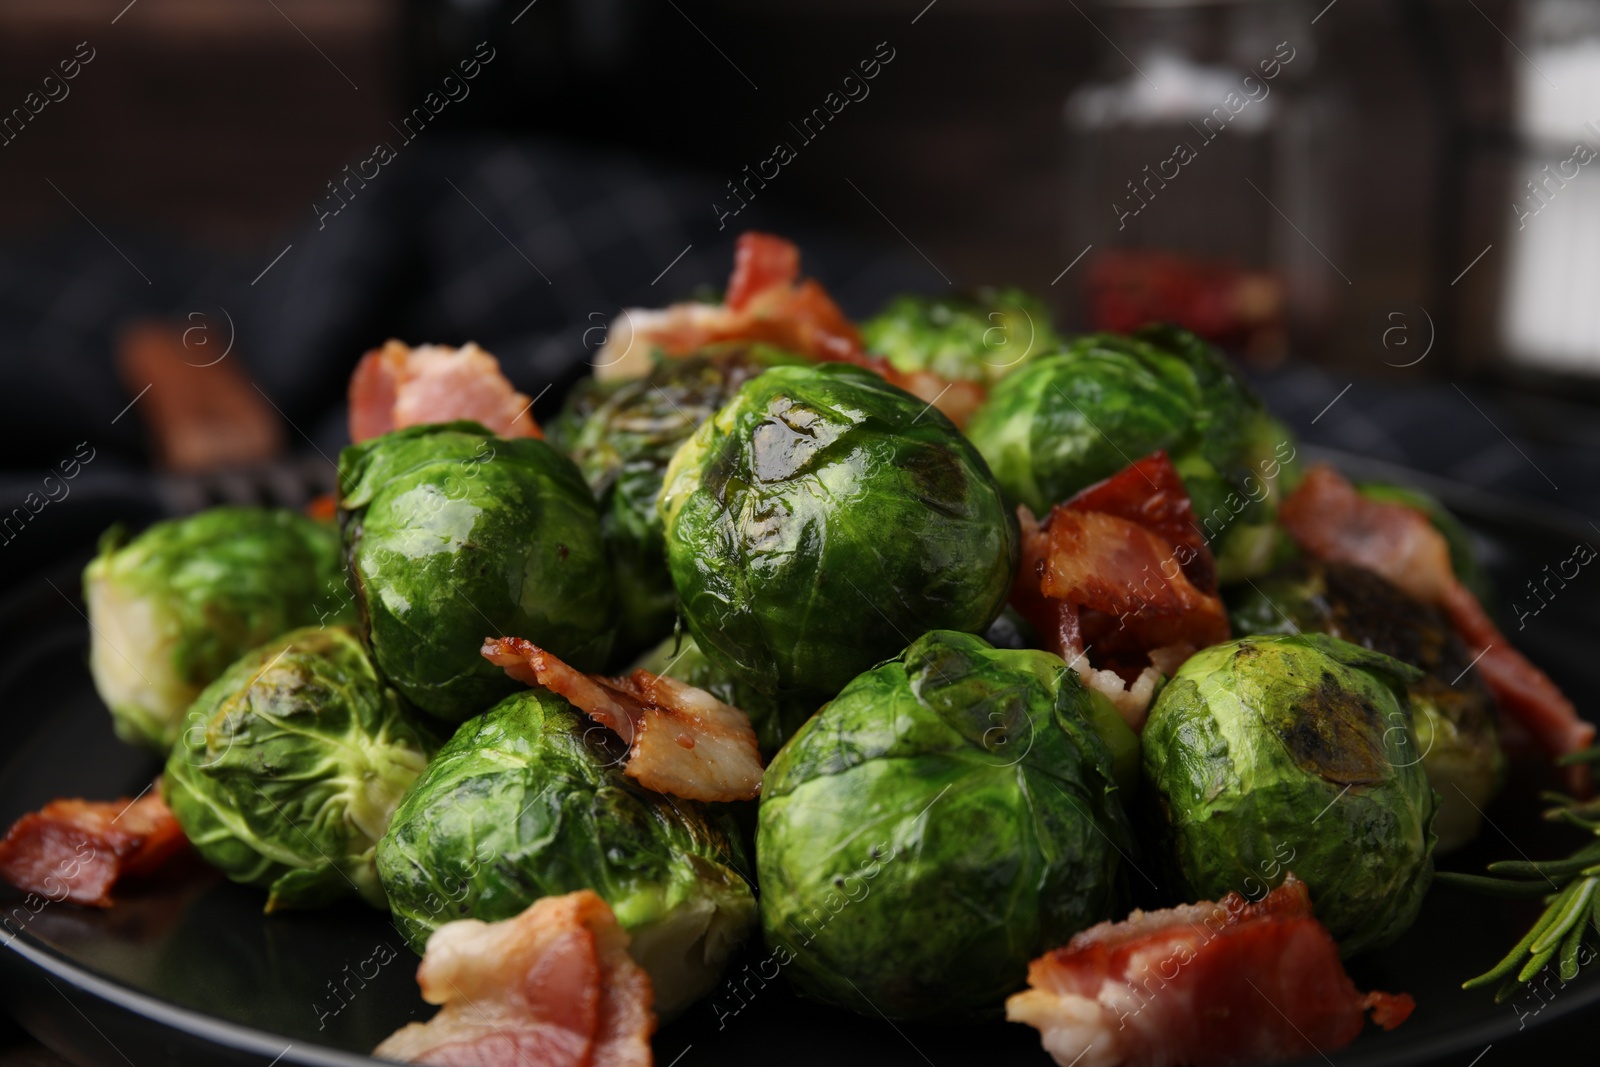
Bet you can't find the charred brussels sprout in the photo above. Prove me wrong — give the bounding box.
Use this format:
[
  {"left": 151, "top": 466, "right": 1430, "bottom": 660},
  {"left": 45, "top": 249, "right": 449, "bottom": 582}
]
[
  {"left": 84, "top": 507, "right": 352, "bottom": 751},
  {"left": 659, "top": 363, "right": 1017, "bottom": 698},
  {"left": 1227, "top": 559, "right": 1503, "bottom": 852},
  {"left": 634, "top": 634, "right": 818, "bottom": 758},
  {"left": 1142, "top": 634, "right": 1437, "bottom": 956},
  {"left": 860, "top": 288, "right": 1061, "bottom": 384},
  {"left": 562, "top": 345, "right": 806, "bottom": 658},
  {"left": 964, "top": 327, "right": 1298, "bottom": 582},
  {"left": 163, "top": 626, "right": 436, "bottom": 911},
  {"left": 757, "top": 630, "right": 1135, "bottom": 1020},
  {"left": 543, "top": 374, "right": 626, "bottom": 456},
  {"left": 376, "top": 688, "right": 755, "bottom": 1016},
  {"left": 339, "top": 421, "right": 615, "bottom": 720}
]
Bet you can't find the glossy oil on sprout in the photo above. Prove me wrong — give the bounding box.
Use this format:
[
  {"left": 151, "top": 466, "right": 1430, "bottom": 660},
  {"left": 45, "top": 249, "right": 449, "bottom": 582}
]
[
  {"left": 659, "top": 363, "right": 1017, "bottom": 700},
  {"left": 339, "top": 421, "right": 616, "bottom": 721}
]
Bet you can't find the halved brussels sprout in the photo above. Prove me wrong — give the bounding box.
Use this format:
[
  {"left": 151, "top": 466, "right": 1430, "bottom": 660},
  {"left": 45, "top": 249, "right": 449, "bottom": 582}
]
[
  {"left": 376, "top": 688, "right": 755, "bottom": 1016},
  {"left": 339, "top": 421, "right": 615, "bottom": 721},
  {"left": 1142, "top": 634, "right": 1437, "bottom": 956},
  {"left": 633, "top": 634, "right": 818, "bottom": 758},
  {"left": 757, "top": 630, "right": 1136, "bottom": 1020},
  {"left": 860, "top": 288, "right": 1061, "bottom": 384},
  {"left": 1226, "top": 559, "right": 1504, "bottom": 852},
  {"left": 561, "top": 345, "right": 806, "bottom": 659},
  {"left": 84, "top": 507, "right": 352, "bottom": 751},
  {"left": 963, "top": 327, "right": 1299, "bottom": 582},
  {"left": 659, "top": 363, "right": 1017, "bottom": 698},
  {"left": 163, "top": 626, "right": 436, "bottom": 911}
]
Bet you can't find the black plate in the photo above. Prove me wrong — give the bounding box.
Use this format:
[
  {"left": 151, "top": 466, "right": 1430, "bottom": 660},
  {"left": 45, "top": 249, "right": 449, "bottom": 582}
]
[{"left": 2, "top": 451, "right": 1598, "bottom": 1067}]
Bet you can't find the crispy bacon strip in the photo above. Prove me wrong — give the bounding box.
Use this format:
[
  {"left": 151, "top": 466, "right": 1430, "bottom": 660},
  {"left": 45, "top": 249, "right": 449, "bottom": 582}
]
[
  {"left": 1006, "top": 875, "right": 1413, "bottom": 1067},
  {"left": 0, "top": 790, "right": 188, "bottom": 908},
  {"left": 1281, "top": 465, "right": 1594, "bottom": 772},
  {"left": 482, "top": 637, "right": 763, "bottom": 802},
  {"left": 349, "top": 339, "right": 542, "bottom": 443},
  {"left": 374, "top": 890, "right": 653, "bottom": 1067},
  {"left": 595, "top": 232, "right": 983, "bottom": 427},
  {"left": 1065, "top": 452, "right": 1217, "bottom": 594},
  {"left": 1012, "top": 453, "right": 1228, "bottom": 729},
  {"left": 726, "top": 230, "right": 801, "bottom": 311}
]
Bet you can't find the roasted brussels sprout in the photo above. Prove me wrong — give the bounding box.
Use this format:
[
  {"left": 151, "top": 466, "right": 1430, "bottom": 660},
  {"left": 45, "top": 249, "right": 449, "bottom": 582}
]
[
  {"left": 84, "top": 507, "right": 352, "bottom": 751},
  {"left": 1358, "top": 481, "right": 1493, "bottom": 604},
  {"left": 377, "top": 688, "right": 755, "bottom": 1016},
  {"left": 542, "top": 374, "right": 625, "bottom": 456},
  {"left": 339, "top": 421, "right": 615, "bottom": 720},
  {"left": 660, "top": 363, "right": 1017, "bottom": 698},
  {"left": 860, "top": 288, "right": 1061, "bottom": 384},
  {"left": 964, "top": 326, "right": 1299, "bottom": 582},
  {"left": 561, "top": 345, "right": 806, "bottom": 658},
  {"left": 1142, "top": 634, "right": 1437, "bottom": 956},
  {"left": 633, "top": 634, "right": 818, "bottom": 758},
  {"left": 1227, "top": 559, "right": 1504, "bottom": 852},
  {"left": 757, "top": 630, "right": 1136, "bottom": 1020},
  {"left": 163, "top": 626, "right": 436, "bottom": 911}
]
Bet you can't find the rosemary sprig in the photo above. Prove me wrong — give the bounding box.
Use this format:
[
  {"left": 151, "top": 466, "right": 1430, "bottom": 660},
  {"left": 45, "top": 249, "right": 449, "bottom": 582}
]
[{"left": 1436, "top": 750, "right": 1600, "bottom": 1001}]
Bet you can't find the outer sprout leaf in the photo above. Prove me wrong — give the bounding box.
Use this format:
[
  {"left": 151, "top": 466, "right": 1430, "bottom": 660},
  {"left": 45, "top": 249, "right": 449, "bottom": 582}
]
[
  {"left": 162, "top": 626, "right": 436, "bottom": 911},
  {"left": 84, "top": 507, "right": 352, "bottom": 750}
]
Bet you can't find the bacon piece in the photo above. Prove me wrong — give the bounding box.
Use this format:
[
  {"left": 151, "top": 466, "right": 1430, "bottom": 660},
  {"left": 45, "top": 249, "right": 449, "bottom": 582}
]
[
  {"left": 348, "top": 339, "right": 542, "bottom": 443},
  {"left": 593, "top": 232, "right": 983, "bottom": 427},
  {"left": 304, "top": 492, "right": 338, "bottom": 523},
  {"left": 1281, "top": 465, "right": 1593, "bottom": 776},
  {"left": 1279, "top": 466, "right": 1453, "bottom": 604},
  {"left": 1064, "top": 452, "right": 1216, "bottom": 594},
  {"left": 374, "top": 890, "right": 653, "bottom": 1067},
  {"left": 1039, "top": 511, "right": 1228, "bottom": 656},
  {"left": 0, "top": 790, "right": 188, "bottom": 908},
  {"left": 1012, "top": 454, "right": 1228, "bottom": 729},
  {"left": 482, "top": 637, "right": 763, "bottom": 802},
  {"left": 1006, "top": 875, "right": 1413, "bottom": 1067},
  {"left": 726, "top": 231, "right": 801, "bottom": 311}
]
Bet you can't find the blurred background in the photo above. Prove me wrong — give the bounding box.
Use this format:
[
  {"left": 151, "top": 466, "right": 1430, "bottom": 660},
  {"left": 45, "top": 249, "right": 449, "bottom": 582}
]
[
  {"left": 1, "top": 2, "right": 1599, "bottom": 1064},
  {"left": 2, "top": 0, "right": 1599, "bottom": 568}
]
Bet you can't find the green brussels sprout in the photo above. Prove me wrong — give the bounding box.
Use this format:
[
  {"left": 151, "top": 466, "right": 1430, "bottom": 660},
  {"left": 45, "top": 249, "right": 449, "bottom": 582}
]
[
  {"left": 1226, "top": 559, "right": 1504, "bottom": 853},
  {"left": 633, "top": 634, "right": 818, "bottom": 758},
  {"left": 163, "top": 626, "right": 436, "bottom": 912},
  {"left": 963, "top": 327, "right": 1298, "bottom": 581},
  {"left": 543, "top": 374, "right": 626, "bottom": 456},
  {"left": 1142, "top": 634, "right": 1437, "bottom": 956},
  {"left": 1357, "top": 481, "right": 1493, "bottom": 605},
  {"left": 83, "top": 507, "right": 353, "bottom": 751},
  {"left": 562, "top": 345, "right": 807, "bottom": 659},
  {"left": 757, "top": 630, "right": 1136, "bottom": 1020},
  {"left": 860, "top": 288, "right": 1061, "bottom": 384},
  {"left": 376, "top": 688, "right": 755, "bottom": 1016},
  {"left": 660, "top": 363, "right": 1018, "bottom": 698},
  {"left": 339, "top": 421, "right": 616, "bottom": 721}
]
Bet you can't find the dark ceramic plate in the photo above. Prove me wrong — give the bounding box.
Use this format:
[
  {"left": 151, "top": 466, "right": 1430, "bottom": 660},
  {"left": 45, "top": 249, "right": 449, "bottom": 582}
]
[{"left": 1, "top": 450, "right": 1597, "bottom": 1067}]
